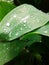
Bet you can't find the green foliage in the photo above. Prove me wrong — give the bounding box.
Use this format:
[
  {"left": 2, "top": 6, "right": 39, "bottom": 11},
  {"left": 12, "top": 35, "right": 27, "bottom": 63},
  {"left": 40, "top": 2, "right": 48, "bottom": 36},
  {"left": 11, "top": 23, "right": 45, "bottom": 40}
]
[
  {"left": 0, "top": 4, "right": 49, "bottom": 41},
  {"left": 0, "top": 1, "right": 16, "bottom": 21},
  {"left": 0, "top": 0, "right": 49, "bottom": 65}
]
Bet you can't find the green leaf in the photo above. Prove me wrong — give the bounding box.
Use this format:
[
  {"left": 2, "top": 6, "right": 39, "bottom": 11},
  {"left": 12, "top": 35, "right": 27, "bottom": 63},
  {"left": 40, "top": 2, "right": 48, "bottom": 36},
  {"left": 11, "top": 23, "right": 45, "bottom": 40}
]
[
  {"left": 20, "top": 33, "right": 42, "bottom": 46},
  {"left": 34, "top": 22, "right": 49, "bottom": 37},
  {"left": 0, "top": 1, "right": 16, "bottom": 21},
  {"left": 0, "top": 40, "right": 26, "bottom": 65},
  {"left": 0, "top": 4, "right": 49, "bottom": 41},
  {"left": 0, "top": 34, "right": 41, "bottom": 65}
]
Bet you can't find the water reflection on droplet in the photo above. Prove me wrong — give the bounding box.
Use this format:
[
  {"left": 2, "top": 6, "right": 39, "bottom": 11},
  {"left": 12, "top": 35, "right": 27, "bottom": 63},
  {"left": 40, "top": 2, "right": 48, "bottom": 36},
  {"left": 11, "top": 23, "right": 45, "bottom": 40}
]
[
  {"left": 6, "top": 22, "right": 10, "bottom": 27},
  {"left": 7, "top": 47, "right": 9, "bottom": 50},
  {"left": 4, "top": 28, "right": 8, "bottom": 33},
  {"left": 20, "top": 27, "right": 23, "bottom": 31},
  {"left": 7, "top": 1, "right": 10, "bottom": 2},
  {"left": 44, "top": 30, "right": 48, "bottom": 33},
  {"left": 23, "top": 24, "right": 26, "bottom": 27},
  {"left": 15, "top": 32, "right": 19, "bottom": 36},
  {"left": 23, "top": 20, "right": 27, "bottom": 23},
  {"left": 13, "top": 15, "right": 17, "bottom": 18},
  {"left": 21, "top": 15, "right": 30, "bottom": 23}
]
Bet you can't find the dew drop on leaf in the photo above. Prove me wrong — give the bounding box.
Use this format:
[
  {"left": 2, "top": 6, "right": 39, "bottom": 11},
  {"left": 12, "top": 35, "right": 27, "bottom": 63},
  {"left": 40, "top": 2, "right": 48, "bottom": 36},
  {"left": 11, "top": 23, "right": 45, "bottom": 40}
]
[
  {"left": 15, "top": 32, "right": 19, "bottom": 36},
  {"left": 44, "top": 30, "right": 48, "bottom": 33},
  {"left": 6, "top": 22, "right": 10, "bottom": 27},
  {"left": 4, "top": 28, "right": 7, "bottom": 33},
  {"left": 13, "top": 15, "right": 17, "bottom": 18}
]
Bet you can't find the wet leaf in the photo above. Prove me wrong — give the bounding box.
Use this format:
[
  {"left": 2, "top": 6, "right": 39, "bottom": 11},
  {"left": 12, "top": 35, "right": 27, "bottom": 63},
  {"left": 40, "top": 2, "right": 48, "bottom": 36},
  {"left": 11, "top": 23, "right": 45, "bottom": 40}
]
[
  {"left": 34, "top": 22, "right": 49, "bottom": 37},
  {"left": 0, "top": 34, "right": 41, "bottom": 65},
  {"left": 0, "top": 4, "right": 49, "bottom": 41}
]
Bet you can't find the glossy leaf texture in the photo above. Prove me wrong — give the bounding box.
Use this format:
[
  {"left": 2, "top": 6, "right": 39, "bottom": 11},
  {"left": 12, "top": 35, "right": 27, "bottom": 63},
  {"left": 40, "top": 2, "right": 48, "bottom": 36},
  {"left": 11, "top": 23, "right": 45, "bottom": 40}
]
[
  {"left": 0, "top": 4, "right": 49, "bottom": 41},
  {"left": 34, "top": 22, "right": 49, "bottom": 37},
  {"left": 0, "top": 34, "right": 41, "bottom": 65},
  {"left": 0, "top": 1, "right": 16, "bottom": 21}
]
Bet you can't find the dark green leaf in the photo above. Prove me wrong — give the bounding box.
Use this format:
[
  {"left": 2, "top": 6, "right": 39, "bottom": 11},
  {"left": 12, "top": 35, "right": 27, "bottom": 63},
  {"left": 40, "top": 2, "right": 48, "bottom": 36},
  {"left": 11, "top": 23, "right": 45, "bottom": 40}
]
[
  {"left": 0, "top": 33, "right": 41, "bottom": 65},
  {"left": 0, "top": 1, "right": 16, "bottom": 21}
]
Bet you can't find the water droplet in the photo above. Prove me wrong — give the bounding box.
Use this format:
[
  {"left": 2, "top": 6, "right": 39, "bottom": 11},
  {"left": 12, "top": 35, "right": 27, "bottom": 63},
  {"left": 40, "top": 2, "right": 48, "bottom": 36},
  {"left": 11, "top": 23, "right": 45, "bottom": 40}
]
[
  {"left": 24, "top": 24, "right": 26, "bottom": 26},
  {"left": 6, "top": 22, "right": 10, "bottom": 27},
  {"left": 44, "top": 31, "right": 48, "bottom": 33},
  {"left": 7, "top": 1, "right": 10, "bottom": 2},
  {"left": 23, "top": 20, "right": 27, "bottom": 23},
  {"left": 20, "top": 27, "right": 23, "bottom": 31},
  {"left": 4, "top": 28, "right": 7, "bottom": 32},
  {"left": 21, "top": 15, "right": 30, "bottom": 23},
  {"left": 15, "top": 32, "right": 19, "bottom": 36},
  {"left": 26, "top": 49, "right": 29, "bottom": 53},
  {"left": 40, "top": 41, "right": 42, "bottom": 43},
  {"left": 7, "top": 48, "right": 9, "bottom": 50},
  {"left": 13, "top": 15, "right": 17, "bottom": 18}
]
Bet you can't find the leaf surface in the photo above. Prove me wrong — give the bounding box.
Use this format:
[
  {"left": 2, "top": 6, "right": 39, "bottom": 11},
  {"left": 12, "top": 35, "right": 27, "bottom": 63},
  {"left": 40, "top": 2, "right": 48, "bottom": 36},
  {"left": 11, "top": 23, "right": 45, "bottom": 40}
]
[
  {"left": 0, "top": 4, "right": 49, "bottom": 41},
  {"left": 0, "top": 34, "right": 41, "bottom": 65}
]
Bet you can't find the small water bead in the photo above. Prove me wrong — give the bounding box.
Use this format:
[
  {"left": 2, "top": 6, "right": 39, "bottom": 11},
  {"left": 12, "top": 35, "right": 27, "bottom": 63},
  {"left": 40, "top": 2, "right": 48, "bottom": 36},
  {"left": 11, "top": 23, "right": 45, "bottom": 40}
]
[
  {"left": 6, "top": 22, "right": 10, "bottom": 27},
  {"left": 44, "top": 30, "right": 48, "bottom": 33},
  {"left": 23, "top": 24, "right": 26, "bottom": 26},
  {"left": 26, "top": 49, "right": 29, "bottom": 53},
  {"left": 4, "top": 28, "right": 8, "bottom": 33},
  {"left": 23, "top": 20, "right": 27, "bottom": 23},
  {"left": 7, "top": 47, "right": 9, "bottom": 50},
  {"left": 7, "top": 1, "right": 10, "bottom": 2},
  {"left": 13, "top": 15, "right": 17, "bottom": 18},
  {"left": 40, "top": 41, "right": 42, "bottom": 43},
  {"left": 15, "top": 32, "right": 19, "bottom": 36},
  {"left": 21, "top": 15, "right": 30, "bottom": 23},
  {"left": 20, "top": 6, "right": 26, "bottom": 13}
]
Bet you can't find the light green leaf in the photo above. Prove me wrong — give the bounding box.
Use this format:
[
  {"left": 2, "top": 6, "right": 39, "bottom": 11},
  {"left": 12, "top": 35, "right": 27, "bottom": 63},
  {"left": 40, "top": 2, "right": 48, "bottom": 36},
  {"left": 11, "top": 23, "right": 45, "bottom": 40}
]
[
  {"left": 34, "top": 22, "right": 49, "bottom": 37},
  {"left": 0, "top": 1, "right": 16, "bottom": 21},
  {"left": 0, "top": 4, "right": 49, "bottom": 41}
]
